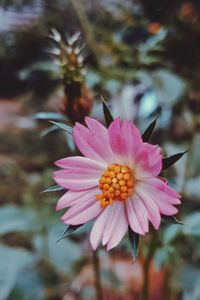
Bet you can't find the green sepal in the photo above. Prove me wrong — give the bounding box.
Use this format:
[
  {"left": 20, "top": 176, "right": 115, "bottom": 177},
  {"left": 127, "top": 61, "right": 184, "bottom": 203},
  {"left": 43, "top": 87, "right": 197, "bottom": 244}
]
[
  {"left": 142, "top": 116, "right": 158, "bottom": 142},
  {"left": 162, "top": 216, "right": 184, "bottom": 225},
  {"left": 101, "top": 97, "right": 114, "bottom": 127},
  {"left": 128, "top": 227, "right": 140, "bottom": 261},
  {"left": 56, "top": 224, "right": 83, "bottom": 243},
  {"left": 162, "top": 150, "right": 188, "bottom": 170},
  {"left": 43, "top": 185, "right": 64, "bottom": 193},
  {"left": 49, "top": 121, "right": 72, "bottom": 134}
]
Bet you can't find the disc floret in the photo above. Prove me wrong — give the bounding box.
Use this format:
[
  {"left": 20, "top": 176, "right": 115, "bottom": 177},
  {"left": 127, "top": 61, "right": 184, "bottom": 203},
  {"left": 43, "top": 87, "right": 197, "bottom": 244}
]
[{"left": 96, "top": 163, "right": 135, "bottom": 208}]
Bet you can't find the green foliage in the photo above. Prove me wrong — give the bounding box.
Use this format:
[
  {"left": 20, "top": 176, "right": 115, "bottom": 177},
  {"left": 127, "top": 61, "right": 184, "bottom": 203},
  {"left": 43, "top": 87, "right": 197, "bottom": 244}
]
[
  {"left": 128, "top": 227, "right": 140, "bottom": 261},
  {"left": 56, "top": 224, "right": 83, "bottom": 242},
  {"left": 142, "top": 116, "right": 158, "bottom": 142},
  {"left": 162, "top": 216, "right": 183, "bottom": 225},
  {"left": 102, "top": 97, "right": 114, "bottom": 127},
  {"left": 43, "top": 185, "right": 64, "bottom": 193},
  {"left": 162, "top": 151, "right": 188, "bottom": 170},
  {"left": 49, "top": 121, "right": 72, "bottom": 134}
]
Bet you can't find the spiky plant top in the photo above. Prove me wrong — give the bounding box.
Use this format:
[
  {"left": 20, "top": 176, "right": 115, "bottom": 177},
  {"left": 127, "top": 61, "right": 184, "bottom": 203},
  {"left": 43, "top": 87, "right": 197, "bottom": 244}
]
[
  {"left": 48, "top": 28, "right": 86, "bottom": 97},
  {"left": 48, "top": 28, "right": 93, "bottom": 123}
]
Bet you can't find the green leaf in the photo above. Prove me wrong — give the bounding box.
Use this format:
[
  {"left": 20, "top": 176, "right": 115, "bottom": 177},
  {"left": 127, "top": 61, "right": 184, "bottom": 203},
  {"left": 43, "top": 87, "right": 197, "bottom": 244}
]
[
  {"left": 50, "top": 121, "right": 72, "bottom": 134},
  {"left": 162, "top": 150, "right": 188, "bottom": 170},
  {"left": 128, "top": 227, "right": 140, "bottom": 261},
  {"left": 0, "top": 205, "right": 38, "bottom": 235},
  {"left": 40, "top": 124, "right": 58, "bottom": 137},
  {"left": 34, "top": 112, "right": 67, "bottom": 121},
  {"left": 0, "top": 245, "right": 37, "bottom": 300},
  {"left": 163, "top": 224, "right": 182, "bottom": 244},
  {"left": 101, "top": 97, "right": 114, "bottom": 127},
  {"left": 43, "top": 185, "right": 64, "bottom": 193},
  {"left": 184, "top": 212, "right": 200, "bottom": 236},
  {"left": 142, "top": 116, "right": 158, "bottom": 142},
  {"left": 56, "top": 225, "right": 83, "bottom": 243},
  {"left": 162, "top": 216, "right": 183, "bottom": 225},
  {"left": 154, "top": 246, "right": 175, "bottom": 270}
]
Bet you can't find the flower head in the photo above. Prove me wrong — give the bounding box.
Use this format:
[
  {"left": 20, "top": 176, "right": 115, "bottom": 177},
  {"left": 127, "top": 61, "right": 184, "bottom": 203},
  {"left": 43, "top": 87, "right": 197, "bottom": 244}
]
[{"left": 53, "top": 117, "right": 181, "bottom": 250}]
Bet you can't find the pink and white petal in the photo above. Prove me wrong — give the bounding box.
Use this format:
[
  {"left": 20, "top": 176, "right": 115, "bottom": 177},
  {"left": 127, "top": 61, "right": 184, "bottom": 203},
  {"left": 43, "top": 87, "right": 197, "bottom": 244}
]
[
  {"left": 90, "top": 206, "right": 112, "bottom": 250},
  {"left": 85, "top": 117, "right": 114, "bottom": 160},
  {"left": 102, "top": 201, "right": 124, "bottom": 246},
  {"left": 144, "top": 177, "right": 181, "bottom": 199},
  {"left": 53, "top": 170, "right": 99, "bottom": 191},
  {"left": 61, "top": 194, "right": 102, "bottom": 225},
  {"left": 106, "top": 203, "right": 128, "bottom": 250},
  {"left": 142, "top": 179, "right": 181, "bottom": 205},
  {"left": 120, "top": 120, "right": 142, "bottom": 159},
  {"left": 131, "top": 194, "right": 149, "bottom": 233},
  {"left": 125, "top": 197, "right": 146, "bottom": 235},
  {"left": 135, "top": 143, "right": 162, "bottom": 177},
  {"left": 73, "top": 122, "right": 113, "bottom": 164},
  {"left": 139, "top": 182, "right": 179, "bottom": 215},
  {"left": 56, "top": 188, "right": 98, "bottom": 211},
  {"left": 108, "top": 118, "right": 143, "bottom": 161},
  {"left": 135, "top": 186, "right": 161, "bottom": 230},
  {"left": 108, "top": 118, "right": 123, "bottom": 156},
  {"left": 55, "top": 156, "right": 106, "bottom": 172}
]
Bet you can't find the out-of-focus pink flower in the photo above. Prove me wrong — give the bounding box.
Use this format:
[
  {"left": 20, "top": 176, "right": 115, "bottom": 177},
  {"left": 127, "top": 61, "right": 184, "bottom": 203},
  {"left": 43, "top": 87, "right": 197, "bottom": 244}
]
[{"left": 53, "top": 118, "right": 181, "bottom": 250}]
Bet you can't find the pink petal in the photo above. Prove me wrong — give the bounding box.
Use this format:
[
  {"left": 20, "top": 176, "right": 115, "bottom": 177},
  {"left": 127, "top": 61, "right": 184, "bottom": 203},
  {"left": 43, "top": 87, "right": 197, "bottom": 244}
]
[
  {"left": 135, "top": 186, "right": 161, "bottom": 230},
  {"left": 53, "top": 169, "right": 99, "bottom": 191},
  {"left": 106, "top": 203, "right": 128, "bottom": 250},
  {"left": 130, "top": 194, "right": 149, "bottom": 233},
  {"left": 139, "top": 182, "right": 179, "bottom": 216},
  {"left": 55, "top": 156, "right": 105, "bottom": 172},
  {"left": 135, "top": 143, "right": 162, "bottom": 176},
  {"left": 145, "top": 177, "right": 181, "bottom": 199},
  {"left": 90, "top": 206, "right": 112, "bottom": 250},
  {"left": 61, "top": 192, "right": 102, "bottom": 225},
  {"left": 126, "top": 197, "right": 146, "bottom": 235},
  {"left": 56, "top": 188, "right": 97, "bottom": 211},
  {"left": 73, "top": 121, "right": 113, "bottom": 164},
  {"left": 85, "top": 117, "right": 114, "bottom": 160},
  {"left": 108, "top": 118, "right": 142, "bottom": 160},
  {"left": 121, "top": 120, "right": 142, "bottom": 159},
  {"left": 102, "top": 201, "right": 124, "bottom": 246}
]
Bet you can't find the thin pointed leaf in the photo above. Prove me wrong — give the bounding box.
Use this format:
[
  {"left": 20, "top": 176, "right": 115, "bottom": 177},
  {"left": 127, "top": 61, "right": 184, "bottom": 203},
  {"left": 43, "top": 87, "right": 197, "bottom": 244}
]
[
  {"left": 43, "top": 185, "right": 64, "bottom": 193},
  {"left": 56, "top": 225, "right": 83, "bottom": 243},
  {"left": 142, "top": 116, "right": 158, "bottom": 142},
  {"left": 50, "top": 121, "right": 72, "bottom": 134},
  {"left": 128, "top": 227, "right": 140, "bottom": 261},
  {"left": 162, "top": 151, "right": 188, "bottom": 170},
  {"left": 162, "top": 216, "right": 184, "bottom": 225},
  {"left": 101, "top": 97, "right": 113, "bottom": 127},
  {"left": 40, "top": 125, "right": 58, "bottom": 137}
]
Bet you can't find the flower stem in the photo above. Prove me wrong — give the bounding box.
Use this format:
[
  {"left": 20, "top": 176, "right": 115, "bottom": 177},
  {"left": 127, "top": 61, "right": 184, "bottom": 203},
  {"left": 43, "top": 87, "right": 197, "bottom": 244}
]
[
  {"left": 141, "top": 231, "right": 158, "bottom": 300},
  {"left": 92, "top": 250, "right": 103, "bottom": 300}
]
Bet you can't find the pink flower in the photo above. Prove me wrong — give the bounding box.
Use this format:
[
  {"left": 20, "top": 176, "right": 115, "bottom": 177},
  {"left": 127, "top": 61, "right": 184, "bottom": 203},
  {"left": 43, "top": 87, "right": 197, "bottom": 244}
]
[{"left": 53, "top": 117, "right": 181, "bottom": 250}]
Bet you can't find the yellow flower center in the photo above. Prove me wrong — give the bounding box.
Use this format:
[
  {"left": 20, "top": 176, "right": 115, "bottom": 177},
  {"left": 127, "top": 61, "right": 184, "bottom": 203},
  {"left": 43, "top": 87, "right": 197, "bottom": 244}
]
[{"left": 96, "top": 164, "right": 135, "bottom": 208}]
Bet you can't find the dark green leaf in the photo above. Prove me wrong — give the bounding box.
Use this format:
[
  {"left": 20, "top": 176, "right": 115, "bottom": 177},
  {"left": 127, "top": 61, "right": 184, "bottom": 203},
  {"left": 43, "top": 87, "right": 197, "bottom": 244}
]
[
  {"left": 101, "top": 97, "right": 114, "bottom": 127},
  {"left": 50, "top": 121, "right": 72, "bottom": 134},
  {"left": 142, "top": 116, "right": 158, "bottom": 142},
  {"left": 56, "top": 225, "right": 83, "bottom": 243},
  {"left": 43, "top": 185, "right": 64, "bottom": 193},
  {"left": 128, "top": 227, "right": 140, "bottom": 261},
  {"left": 162, "top": 150, "right": 188, "bottom": 170},
  {"left": 162, "top": 216, "right": 183, "bottom": 225}
]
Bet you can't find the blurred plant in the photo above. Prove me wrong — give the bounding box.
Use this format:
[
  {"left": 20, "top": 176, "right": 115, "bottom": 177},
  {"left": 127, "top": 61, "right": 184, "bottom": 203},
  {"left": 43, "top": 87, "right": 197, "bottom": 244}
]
[{"left": 47, "top": 28, "right": 93, "bottom": 124}]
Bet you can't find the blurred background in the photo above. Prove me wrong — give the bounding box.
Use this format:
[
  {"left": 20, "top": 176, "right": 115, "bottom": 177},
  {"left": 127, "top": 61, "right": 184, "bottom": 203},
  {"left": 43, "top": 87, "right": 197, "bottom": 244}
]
[{"left": 0, "top": 0, "right": 200, "bottom": 299}]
